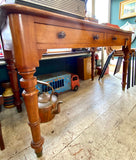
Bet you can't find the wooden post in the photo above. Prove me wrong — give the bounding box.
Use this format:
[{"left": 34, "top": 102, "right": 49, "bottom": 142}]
[
  {"left": 4, "top": 50, "right": 22, "bottom": 112},
  {"left": 8, "top": 14, "right": 44, "bottom": 156},
  {"left": 90, "top": 48, "right": 97, "bottom": 80},
  {"left": 0, "top": 122, "right": 5, "bottom": 150},
  {"left": 0, "top": 96, "right": 5, "bottom": 150},
  {"left": 122, "top": 46, "right": 130, "bottom": 90},
  {"left": 19, "top": 70, "right": 44, "bottom": 156},
  {"left": 0, "top": 95, "right": 3, "bottom": 112}
]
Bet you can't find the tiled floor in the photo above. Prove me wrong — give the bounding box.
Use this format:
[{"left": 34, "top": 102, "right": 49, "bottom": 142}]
[{"left": 1, "top": 72, "right": 136, "bottom": 160}]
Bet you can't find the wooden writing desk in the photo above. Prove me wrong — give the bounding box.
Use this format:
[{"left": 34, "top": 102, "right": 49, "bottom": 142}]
[{"left": 0, "top": 4, "right": 132, "bottom": 157}]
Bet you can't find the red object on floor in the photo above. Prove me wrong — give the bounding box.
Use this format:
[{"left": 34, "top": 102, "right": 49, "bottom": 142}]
[
  {"left": 0, "top": 43, "right": 4, "bottom": 57},
  {"left": 96, "top": 66, "right": 109, "bottom": 75}
]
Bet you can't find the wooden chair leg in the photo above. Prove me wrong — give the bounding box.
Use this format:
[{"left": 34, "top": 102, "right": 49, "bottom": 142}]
[{"left": 0, "top": 122, "right": 5, "bottom": 150}]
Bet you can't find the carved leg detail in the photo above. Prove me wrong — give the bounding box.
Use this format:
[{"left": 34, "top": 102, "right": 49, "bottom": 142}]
[
  {"left": 122, "top": 46, "right": 130, "bottom": 90},
  {"left": 20, "top": 70, "right": 44, "bottom": 157},
  {"left": 4, "top": 51, "right": 22, "bottom": 112}
]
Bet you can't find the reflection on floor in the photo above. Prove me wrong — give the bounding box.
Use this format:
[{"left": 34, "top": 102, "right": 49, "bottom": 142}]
[
  {"left": 1, "top": 73, "right": 136, "bottom": 160},
  {"left": 109, "top": 58, "right": 123, "bottom": 75}
]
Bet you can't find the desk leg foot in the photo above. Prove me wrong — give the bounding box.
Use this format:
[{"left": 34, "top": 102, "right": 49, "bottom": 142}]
[
  {"left": 20, "top": 70, "right": 44, "bottom": 156},
  {"left": 32, "top": 137, "right": 44, "bottom": 157},
  {"left": 36, "top": 151, "right": 43, "bottom": 158},
  {"left": 16, "top": 104, "right": 22, "bottom": 113}
]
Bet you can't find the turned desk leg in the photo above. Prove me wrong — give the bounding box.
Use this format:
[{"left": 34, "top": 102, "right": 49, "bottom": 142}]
[
  {"left": 0, "top": 96, "right": 3, "bottom": 112},
  {"left": 90, "top": 48, "right": 96, "bottom": 80},
  {"left": 4, "top": 50, "right": 22, "bottom": 112},
  {"left": 0, "top": 97, "right": 4, "bottom": 150},
  {"left": 122, "top": 46, "right": 130, "bottom": 90},
  {"left": 0, "top": 95, "right": 4, "bottom": 113},
  {"left": 20, "top": 69, "right": 44, "bottom": 157},
  {"left": 91, "top": 51, "right": 95, "bottom": 80},
  {"left": 0, "top": 122, "right": 5, "bottom": 150}
]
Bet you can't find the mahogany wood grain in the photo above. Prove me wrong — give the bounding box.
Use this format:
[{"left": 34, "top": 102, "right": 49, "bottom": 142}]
[
  {"left": 0, "top": 4, "right": 132, "bottom": 157},
  {"left": 35, "top": 23, "right": 105, "bottom": 47}
]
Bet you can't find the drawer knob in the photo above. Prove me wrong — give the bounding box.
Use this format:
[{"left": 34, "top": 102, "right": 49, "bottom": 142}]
[
  {"left": 58, "top": 31, "right": 66, "bottom": 39},
  {"left": 112, "top": 37, "right": 117, "bottom": 40},
  {"left": 93, "top": 35, "right": 99, "bottom": 40}
]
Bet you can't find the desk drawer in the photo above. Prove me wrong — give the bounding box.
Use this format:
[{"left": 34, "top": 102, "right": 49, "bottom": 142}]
[
  {"left": 35, "top": 23, "right": 105, "bottom": 47},
  {"left": 106, "top": 33, "right": 129, "bottom": 46}
]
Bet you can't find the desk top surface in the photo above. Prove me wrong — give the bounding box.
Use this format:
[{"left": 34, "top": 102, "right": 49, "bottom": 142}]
[
  {"left": 0, "top": 4, "right": 132, "bottom": 35},
  {"left": 0, "top": 4, "right": 132, "bottom": 90}
]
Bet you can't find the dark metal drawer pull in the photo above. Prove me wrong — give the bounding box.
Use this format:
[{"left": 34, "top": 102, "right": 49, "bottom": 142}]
[
  {"left": 112, "top": 37, "right": 117, "bottom": 40},
  {"left": 58, "top": 31, "right": 66, "bottom": 39},
  {"left": 93, "top": 35, "right": 99, "bottom": 40}
]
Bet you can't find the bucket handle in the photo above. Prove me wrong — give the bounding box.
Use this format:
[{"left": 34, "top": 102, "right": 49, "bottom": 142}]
[{"left": 37, "top": 80, "right": 54, "bottom": 101}]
